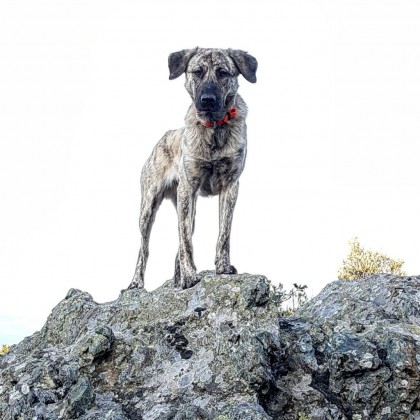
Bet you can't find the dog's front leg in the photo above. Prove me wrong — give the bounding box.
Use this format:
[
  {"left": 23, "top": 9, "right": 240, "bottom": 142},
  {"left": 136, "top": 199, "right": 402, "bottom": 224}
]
[
  {"left": 215, "top": 180, "right": 239, "bottom": 275},
  {"left": 177, "top": 173, "right": 199, "bottom": 289}
]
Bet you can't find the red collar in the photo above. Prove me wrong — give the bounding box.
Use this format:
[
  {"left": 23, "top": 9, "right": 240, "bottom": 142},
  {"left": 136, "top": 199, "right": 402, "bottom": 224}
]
[{"left": 202, "top": 107, "right": 238, "bottom": 128}]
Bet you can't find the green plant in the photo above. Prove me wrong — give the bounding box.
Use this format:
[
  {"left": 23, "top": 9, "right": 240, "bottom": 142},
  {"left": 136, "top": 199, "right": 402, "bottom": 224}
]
[
  {"left": 0, "top": 344, "right": 10, "bottom": 355},
  {"left": 338, "top": 238, "right": 406, "bottom": 281},
  {"left": 270, "top": 282, "right": 308, "bottom": 315}
]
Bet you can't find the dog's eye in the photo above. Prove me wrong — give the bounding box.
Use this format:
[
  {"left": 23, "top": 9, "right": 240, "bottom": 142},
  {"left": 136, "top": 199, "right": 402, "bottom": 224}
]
[
  {"left": 217, "top": 69, "right": 230, "bottom": 78},
  {"left": 193, "top": 69, "right": 203, "bottom": 78}
]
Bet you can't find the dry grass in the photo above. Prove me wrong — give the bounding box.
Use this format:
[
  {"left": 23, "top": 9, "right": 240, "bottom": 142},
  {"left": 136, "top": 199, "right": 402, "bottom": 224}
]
[
  {"left": 338, "top": 238, "right": 406, "bottom": 281},
  {"left": 0, "top": 344, "right": 10, "bottom": 355}
]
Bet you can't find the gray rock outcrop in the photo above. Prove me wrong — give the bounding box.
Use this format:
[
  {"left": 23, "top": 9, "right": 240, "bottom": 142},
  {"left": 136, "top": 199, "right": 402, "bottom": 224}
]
[{"left": 1, "top": 272, "right": 420, "bottom": 419}]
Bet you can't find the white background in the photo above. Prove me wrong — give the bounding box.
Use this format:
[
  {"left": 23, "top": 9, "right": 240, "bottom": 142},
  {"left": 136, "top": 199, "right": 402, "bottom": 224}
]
[{"left": 1, "top": 0, "right": 420, "bottom": 344}]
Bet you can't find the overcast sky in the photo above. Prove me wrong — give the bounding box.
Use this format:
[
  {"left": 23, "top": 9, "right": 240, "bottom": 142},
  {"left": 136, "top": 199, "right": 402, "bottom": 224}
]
[{"left": 1, "top": 0, "right": 420, "bottom": 345}]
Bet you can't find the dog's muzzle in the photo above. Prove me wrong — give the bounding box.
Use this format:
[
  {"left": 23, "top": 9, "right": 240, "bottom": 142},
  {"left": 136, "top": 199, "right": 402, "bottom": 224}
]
[{"left": 196, "top": 82, "right": 223, "bottom": 113}]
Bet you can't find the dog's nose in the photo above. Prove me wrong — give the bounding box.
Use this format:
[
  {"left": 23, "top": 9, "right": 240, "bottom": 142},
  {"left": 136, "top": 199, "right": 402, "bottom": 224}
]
[{"left": 200, "top": 94, "right": 217, "bottom": 107}]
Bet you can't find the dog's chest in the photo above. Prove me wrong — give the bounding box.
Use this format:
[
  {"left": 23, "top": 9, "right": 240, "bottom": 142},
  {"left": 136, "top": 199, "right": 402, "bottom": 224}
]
[
  {"left": 182, "top": 123, "right": 246, "bottom": 196},
  {"left": 186, "top": 151, "right": 244, "bottom": 196}
]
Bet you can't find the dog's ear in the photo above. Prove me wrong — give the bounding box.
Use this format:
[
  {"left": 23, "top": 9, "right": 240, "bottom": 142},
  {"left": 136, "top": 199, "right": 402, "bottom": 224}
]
[
  {"left": 228, "top": 49, "right": 258, "bottom": 83},
  {"left": 168, "top": 48, "right": 198, "bottom": 80}
]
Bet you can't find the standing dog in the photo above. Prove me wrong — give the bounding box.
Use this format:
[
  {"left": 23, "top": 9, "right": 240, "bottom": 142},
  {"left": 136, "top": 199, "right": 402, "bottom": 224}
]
[{"left": 128, "top": 47, "right": 257, "bottom": 290}]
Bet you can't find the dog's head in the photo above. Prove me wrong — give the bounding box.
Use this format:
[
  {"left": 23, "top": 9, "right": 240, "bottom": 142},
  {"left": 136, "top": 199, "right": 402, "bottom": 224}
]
[{"left": 168, "top": 47, "right": 257, "bottom": 121}]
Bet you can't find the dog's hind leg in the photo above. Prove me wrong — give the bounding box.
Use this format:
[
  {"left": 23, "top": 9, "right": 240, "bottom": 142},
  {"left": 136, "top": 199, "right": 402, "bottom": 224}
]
[
  {"left": 129, "top": 187, "right": 163, "bottom": 289},
  {"left": 167, "top": 188, "right": 181, "bottom": 287},
  {"left": 173, "top": 250, "right": 181, "bottom": 288}
]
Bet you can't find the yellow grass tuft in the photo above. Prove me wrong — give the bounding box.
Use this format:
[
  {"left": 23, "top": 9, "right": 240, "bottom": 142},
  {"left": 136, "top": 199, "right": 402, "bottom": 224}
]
[
  {"left": 0, "top": 344, "right": 10, "bottom": 355},
  {"left": 338, "top": 238, "right": 406, "bottom": 281}
]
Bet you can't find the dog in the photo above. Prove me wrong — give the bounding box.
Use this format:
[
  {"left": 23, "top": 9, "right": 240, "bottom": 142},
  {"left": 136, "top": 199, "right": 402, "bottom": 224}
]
[{"left": 128, "top": 47, "right": 257, "bottom": 290}]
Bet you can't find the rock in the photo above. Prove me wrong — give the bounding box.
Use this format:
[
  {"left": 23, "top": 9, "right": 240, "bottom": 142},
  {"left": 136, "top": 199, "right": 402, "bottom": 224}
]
[
  {"left": 74, "top": 325, "right": 115, "bottom": 366},
  {"left": 240, "top": 275, "right": 270, "bottom": 308},
  {"left": 63, "top": 377, "right": 95, "bottom": 418},
  {"left": 1, "top": 272, "right": 420, "bottom": 419}
]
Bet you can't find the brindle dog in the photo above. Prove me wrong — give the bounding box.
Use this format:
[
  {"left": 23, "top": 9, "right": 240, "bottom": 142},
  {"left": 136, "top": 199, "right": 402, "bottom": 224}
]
[{"left": 128, "top": 47, "right": 257, "bottom": 290}]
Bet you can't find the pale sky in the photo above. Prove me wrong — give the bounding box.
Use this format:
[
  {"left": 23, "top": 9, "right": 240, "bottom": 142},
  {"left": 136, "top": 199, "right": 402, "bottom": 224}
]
[{"left": 1, "top": 0, "right": 420, "bottom": 344}]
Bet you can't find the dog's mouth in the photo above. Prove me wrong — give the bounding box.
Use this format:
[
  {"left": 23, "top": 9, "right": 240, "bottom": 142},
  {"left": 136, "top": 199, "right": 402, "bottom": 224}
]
[
  {"left": 196, "top": 94, "right": 236, "bottom": 122},
  {"left": 196, "top": 109, "right": 225, "bottom": 122}
]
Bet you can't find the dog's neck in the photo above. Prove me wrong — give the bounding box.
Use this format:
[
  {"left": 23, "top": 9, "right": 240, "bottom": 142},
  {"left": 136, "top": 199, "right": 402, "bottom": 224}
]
[
  {"left": 183, "top": 94, "right": 248, "bottom": 150},
  {"left": 201, "top": 108, "right": 238, "bottom": 128},
  {"left": 185, "top": 94, "right": 248, "bottom": 129},
  {"left": 184, "top": 95, "right": 247, "bottom": 150}
]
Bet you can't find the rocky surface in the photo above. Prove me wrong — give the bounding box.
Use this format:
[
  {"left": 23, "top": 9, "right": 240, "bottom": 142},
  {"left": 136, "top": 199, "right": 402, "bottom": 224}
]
[{"left": 1, "top": 272, "right": 420, "bottom": 419}]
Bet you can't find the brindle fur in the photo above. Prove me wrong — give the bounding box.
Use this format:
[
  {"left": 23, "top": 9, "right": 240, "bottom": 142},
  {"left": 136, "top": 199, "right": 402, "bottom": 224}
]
[{"left": 129, "top": 47, "right": 257, "bottom": 289}]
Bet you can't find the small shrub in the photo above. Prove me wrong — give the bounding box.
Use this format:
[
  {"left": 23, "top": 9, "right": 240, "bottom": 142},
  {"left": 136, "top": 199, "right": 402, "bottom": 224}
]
[
  {"left": 338, "top": 238, "right": 406, "bottom": 281},
  {"left": 270, "top": 283, "right": 308, "bottom": 315},
  {"left": 0, "top": 344, "right": 10, "bottom": 355}
]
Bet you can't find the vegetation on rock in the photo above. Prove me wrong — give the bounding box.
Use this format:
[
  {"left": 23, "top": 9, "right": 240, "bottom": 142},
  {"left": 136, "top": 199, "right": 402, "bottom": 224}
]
[
  {"left": 270, "top": 282, "right": 308, "bottom": 315},
  {"left": 0, "top": 345, "right": 10, "bottom": 355},
  {"left": 338, "top": 237, "right": 406, "bottom": 280}
]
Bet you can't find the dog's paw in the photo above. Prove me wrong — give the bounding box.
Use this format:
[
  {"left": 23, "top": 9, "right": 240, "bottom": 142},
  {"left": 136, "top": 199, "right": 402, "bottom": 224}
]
[
  {"left": 181, "top": 273, "right": 201, "bottom": 289},
  {"left": 216, "top": 264, "right": 238, "bottom": 275},
  {"left": 127, "top": 278, "right": 144, "bottom": 290}
]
